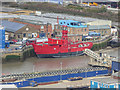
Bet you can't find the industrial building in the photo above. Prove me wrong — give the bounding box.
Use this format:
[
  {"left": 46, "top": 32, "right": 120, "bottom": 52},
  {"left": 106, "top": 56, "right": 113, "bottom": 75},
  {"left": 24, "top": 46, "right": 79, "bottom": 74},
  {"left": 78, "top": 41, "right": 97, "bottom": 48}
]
[
  {"left": 0, "top": 20, "right": 41, "bottom": 40},
  {"left": 13, "top": 19, "right": 53, "bottom": 38},
  {"left": 1, "top": 20, "right": 26, "bottom": 40},
  {"left": 88, "top": 25, "right": 111, "bottom": 36}
]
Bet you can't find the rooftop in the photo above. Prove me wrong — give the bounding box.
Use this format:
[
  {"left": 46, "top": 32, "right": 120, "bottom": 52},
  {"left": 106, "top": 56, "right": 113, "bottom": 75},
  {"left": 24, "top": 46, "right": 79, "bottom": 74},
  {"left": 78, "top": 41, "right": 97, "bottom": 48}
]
[
  {"left": 0, "top": 20, "right": 26, "bottom": 32},
  {"left": 91, "top": 77, "right": 119, "bottom": 84},
  {"left": 88, "top": 25, "right": 111, "bottom": 30}
]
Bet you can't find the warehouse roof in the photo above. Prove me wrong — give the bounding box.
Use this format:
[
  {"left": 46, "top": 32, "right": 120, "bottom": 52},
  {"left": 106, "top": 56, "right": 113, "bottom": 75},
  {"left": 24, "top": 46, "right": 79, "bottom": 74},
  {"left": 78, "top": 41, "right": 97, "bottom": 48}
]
[
  {"left": 91, "top": 77, "right": 119, "bottom": 84},
  {"left": 89, "top": 25, "right": 111, "bottom": 30},
  {"left": 0, "top": 20, "right": 26, "bottom": 32}
]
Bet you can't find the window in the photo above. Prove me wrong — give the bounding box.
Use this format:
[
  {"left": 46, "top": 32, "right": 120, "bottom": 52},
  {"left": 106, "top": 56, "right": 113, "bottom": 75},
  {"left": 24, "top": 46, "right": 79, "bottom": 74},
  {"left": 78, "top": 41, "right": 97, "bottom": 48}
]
[
  {"left": 41, "top": 26, "right": 44, "bottom": 29},
  {"left": 68, "top": 28, "right": 70, "bottom": 32},
  {"left": 74, "top": 23, "right": 77, "bottom": 25},
  {"left": 71, "top": 23, "right": 74, "bottom": 25},
  {"left": 85, "top": 29, "right": 86, "bottom": 32},
  {"left": 78, "top": 23, "right": 81, "bottom": 26},
  {"left": 23, "top": 33, "right": 26, "bottom": 37},
  {"left": 56, "top": 26, "right": 58, "bottom": 29},
  {"left": 61, "top": 27, "right": 63, "bottom": 30},
  {"left": 67, "top": 23, "right": 69, "bottom": 25},
  {"left": 41, "top": 31, "right": 44, "bottom": 33},
  {"left": 18, "top": 35, "right": 20, "bottom": 38},
  {"left": 58, "top": 26, "right": 60, "bottom": 29},
  {"left": 102, "top": 31, "right": 104, "bottom": 34},
  {"left": 82, "top": 28, "right": 83, "bottom": 32},
  {"left": 28, "top": 33, "right": 32, "bottom": 37}
]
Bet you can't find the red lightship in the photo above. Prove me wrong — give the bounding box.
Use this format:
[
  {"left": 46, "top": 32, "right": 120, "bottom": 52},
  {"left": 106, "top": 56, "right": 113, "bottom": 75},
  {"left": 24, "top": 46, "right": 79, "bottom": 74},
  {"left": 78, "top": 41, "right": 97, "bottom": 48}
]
[{"left": 32, "top": 26, "right": 93, "bottom": 58}]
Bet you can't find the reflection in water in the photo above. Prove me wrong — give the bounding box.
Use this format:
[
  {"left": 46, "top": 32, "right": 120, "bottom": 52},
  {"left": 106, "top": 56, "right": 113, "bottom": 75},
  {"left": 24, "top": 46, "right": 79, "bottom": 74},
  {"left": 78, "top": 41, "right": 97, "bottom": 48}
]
[{"left": 2, "top": 48, "right": 119, "bottom": 74}]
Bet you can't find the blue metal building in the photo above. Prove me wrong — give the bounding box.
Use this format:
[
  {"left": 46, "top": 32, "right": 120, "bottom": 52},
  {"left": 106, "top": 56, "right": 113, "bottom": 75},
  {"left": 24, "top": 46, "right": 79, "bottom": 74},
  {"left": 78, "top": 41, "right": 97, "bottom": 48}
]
[{"left": 0, "top": 26, "right": 5, "bottom": 49}]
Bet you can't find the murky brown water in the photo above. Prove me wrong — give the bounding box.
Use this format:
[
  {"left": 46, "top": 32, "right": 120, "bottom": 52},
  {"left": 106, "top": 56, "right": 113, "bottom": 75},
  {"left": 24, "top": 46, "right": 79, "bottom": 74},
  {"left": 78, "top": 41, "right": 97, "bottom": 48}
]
[{"left": 2, "top": 48, "right": 119, "bottom": 74}]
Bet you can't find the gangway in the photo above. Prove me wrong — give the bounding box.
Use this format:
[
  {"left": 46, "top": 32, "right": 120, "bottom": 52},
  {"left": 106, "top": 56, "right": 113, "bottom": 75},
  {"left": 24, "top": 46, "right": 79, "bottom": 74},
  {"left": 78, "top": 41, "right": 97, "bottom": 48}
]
[{"left": 84, "top": 49, "right": 113, "bottom": 67}]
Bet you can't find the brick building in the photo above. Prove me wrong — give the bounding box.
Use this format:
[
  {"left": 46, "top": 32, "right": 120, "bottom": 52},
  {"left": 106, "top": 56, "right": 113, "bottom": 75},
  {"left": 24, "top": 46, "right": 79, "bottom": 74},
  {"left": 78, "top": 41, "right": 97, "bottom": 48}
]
[
  {"left": 13, "top": 19, "right": 53, "bottom": 38},
  {"left": 88, "top": 25, "right": 111, "bottom": 36},
  {"left": 54, "top": 20, "right": 89, "bottom": 41}
]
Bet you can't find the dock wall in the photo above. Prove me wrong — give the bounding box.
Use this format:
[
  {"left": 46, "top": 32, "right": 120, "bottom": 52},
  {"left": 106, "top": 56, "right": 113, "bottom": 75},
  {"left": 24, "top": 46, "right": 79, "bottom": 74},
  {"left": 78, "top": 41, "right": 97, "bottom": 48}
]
[
  {"left": 5, "top": 69, "right": 109, "bottom": 88},
  {"left": 2, "top": 46, "right": 36, "bottom": 62}
]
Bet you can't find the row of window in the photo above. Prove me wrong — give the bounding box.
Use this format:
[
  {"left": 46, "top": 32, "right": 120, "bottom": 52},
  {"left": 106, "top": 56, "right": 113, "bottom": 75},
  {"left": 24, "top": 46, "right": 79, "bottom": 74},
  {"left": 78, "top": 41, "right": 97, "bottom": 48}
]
[
  {"left": 60, "top": 22, "right": 82, "bottom": 26},
  {"left": 93, "top": 31, "right": 108, "bottom": 34}
]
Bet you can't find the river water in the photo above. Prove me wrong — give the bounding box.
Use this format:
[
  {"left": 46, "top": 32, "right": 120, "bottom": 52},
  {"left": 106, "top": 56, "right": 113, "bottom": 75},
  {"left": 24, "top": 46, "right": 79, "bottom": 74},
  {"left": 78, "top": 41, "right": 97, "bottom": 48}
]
[{"left": 2, "top": 48, "right": 119, "bottom": 74}]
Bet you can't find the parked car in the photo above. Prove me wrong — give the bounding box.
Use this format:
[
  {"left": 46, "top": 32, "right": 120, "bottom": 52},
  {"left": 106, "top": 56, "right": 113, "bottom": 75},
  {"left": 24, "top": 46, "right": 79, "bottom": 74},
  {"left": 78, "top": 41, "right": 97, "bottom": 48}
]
[{"left": 12, "top": 39, "right": 17, "bottom": 43}]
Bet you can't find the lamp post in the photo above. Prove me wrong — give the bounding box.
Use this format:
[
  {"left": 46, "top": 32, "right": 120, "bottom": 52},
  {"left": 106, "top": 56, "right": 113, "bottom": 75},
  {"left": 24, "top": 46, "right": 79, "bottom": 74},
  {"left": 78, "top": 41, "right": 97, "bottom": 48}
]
[{"left": 60, "top": 61, "right": 62, "bottom": 81}]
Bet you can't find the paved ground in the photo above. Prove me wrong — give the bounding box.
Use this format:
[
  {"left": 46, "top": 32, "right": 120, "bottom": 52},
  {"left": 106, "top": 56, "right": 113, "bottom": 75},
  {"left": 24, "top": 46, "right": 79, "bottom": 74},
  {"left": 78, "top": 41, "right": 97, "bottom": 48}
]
[{"left": 23, "top": 76, "right": 110, "bottom": 88}]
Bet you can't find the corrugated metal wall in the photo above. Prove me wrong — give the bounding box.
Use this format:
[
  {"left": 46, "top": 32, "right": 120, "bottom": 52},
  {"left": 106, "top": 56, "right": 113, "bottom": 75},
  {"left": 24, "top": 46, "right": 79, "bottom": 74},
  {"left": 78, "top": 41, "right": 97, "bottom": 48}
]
[
  {"left": 112, "top": 61, "right": 120, "bottom": 72},
  {"left": 10, "top": 69, "right": 109, "bottom": 88}
]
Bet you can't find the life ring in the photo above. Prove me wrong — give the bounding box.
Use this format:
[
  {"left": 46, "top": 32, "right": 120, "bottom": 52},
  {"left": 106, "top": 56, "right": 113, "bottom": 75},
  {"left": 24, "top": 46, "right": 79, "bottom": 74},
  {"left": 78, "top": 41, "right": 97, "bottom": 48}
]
[{"left": 34, "top": 33, "right": 37, "bottom": 37}]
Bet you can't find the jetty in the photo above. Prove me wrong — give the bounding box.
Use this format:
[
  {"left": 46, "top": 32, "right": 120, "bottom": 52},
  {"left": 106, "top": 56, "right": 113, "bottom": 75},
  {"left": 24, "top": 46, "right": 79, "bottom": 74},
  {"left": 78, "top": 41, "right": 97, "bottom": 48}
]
[{"left": 84, "top": 49, "right": 117, "bottom": 67}]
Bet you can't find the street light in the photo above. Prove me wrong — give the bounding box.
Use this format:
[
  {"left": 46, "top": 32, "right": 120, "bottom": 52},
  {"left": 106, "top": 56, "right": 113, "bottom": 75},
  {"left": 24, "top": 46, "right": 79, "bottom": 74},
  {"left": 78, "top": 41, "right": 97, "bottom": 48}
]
[{"left": 60, "top": 61, "right": 62, "bottom": 81}]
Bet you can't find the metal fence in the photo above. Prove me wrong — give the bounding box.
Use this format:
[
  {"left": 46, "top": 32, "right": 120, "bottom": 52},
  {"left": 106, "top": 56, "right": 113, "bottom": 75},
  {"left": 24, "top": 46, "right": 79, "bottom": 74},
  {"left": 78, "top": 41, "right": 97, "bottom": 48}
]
[{"left": 1, "top": 67, "right": 111, "bottom": 88}]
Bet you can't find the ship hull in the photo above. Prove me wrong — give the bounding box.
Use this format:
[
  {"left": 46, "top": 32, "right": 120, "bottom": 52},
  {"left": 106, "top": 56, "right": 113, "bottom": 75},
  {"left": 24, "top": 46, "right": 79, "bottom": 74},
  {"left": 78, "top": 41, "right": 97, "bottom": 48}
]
[{"left": 37, "top": 51, "right": 84, "bottom": 58}]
